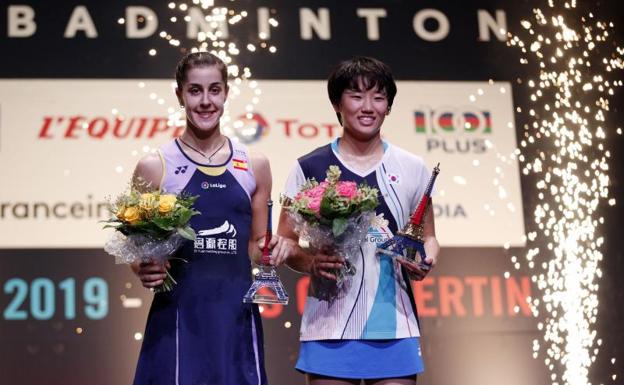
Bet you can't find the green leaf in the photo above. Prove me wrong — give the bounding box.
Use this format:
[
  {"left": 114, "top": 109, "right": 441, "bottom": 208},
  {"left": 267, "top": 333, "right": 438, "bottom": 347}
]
[
  {"left": 177, "top": 226, "right": 196, "bottom": 240},
  {"left": 332, "top": 217, "right": 348, "bottom": 237},
  {"left": 177, "top": 208, "right": 193, "bottom": 226},
  {"left": 320, "top": 194, "right": 340, "bottom": 219},
  {"left": 152, "top": 217, "right": 175, "bottom": 231}
]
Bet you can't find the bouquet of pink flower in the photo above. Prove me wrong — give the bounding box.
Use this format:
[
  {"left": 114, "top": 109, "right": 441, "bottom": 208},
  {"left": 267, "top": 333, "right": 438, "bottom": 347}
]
[
  {"left": 283, "top": 166, "right": 379, "bottom": 291},
  {"left": 286, "top": 165, "right": 379, "bottom": 237}
]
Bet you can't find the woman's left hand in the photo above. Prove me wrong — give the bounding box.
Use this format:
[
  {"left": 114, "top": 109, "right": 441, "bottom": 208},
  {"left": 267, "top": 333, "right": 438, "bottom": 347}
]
[{"left": 397, "top": 254, "right": 434, "bottom": 281}]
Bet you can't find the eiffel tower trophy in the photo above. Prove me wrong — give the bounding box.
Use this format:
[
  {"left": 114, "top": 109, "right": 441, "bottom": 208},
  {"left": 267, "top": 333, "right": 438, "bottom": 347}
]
[
  {"left": 377, "top": 163, "right": 440, "bottom": 271},
  {"left": 243, "top": 199, "right": 289, "bottom": 305}
]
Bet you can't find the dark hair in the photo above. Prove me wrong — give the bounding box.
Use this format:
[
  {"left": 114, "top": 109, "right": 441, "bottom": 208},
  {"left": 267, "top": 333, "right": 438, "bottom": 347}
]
[
  {"left": 175, "top": 51, "right": 228, "bottom": 89},
  {"left": 327, "top": 56, "right": 397, "bottom": 124}
]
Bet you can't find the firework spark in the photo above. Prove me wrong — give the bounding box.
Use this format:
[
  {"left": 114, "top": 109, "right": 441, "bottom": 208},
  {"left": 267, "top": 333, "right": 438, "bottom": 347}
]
[
  {"left": 508, "top": 2, "right": 623, "bottom": 384},
  {"left": 125, "top": 1, "right": 278, "bottom": 144}
]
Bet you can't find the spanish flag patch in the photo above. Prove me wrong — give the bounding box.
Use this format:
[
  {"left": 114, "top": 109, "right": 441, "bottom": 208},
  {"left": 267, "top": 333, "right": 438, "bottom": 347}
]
[{"left": 232, "top": 158, "right": 248, "bottom": 170}]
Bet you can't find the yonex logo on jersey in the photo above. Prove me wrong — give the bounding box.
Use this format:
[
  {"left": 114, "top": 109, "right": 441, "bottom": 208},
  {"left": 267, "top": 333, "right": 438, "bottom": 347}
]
[
  {"left": 201, "top": 181, "right": 226, "bottom": 189},
  {"left": 175, "top": 165, "right": 188, "bottom": 175}
]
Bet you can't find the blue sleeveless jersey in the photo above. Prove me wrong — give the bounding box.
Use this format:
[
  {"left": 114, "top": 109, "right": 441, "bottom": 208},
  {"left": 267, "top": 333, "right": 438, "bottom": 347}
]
[{"left": 133, "top": 138, "right": 267, "bottom": 385}]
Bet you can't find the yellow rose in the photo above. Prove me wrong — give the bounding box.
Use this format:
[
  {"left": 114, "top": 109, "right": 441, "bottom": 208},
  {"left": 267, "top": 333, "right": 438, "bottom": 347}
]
[
  {"left": 123, "top": 206, "right": 141, "bottom": 224},
  {"left": 139, "top": 193, "right": 156, "bottom": 211},
  {"left": 158, "top": 195, "right": 177, "bottom": 214},
  {"left": 115, "top": 206, "right": 126, "bottom": 219}
]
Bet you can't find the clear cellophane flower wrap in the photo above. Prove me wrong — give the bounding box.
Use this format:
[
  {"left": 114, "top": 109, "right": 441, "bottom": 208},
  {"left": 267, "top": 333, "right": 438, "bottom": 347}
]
[
  {"left": 105, "top": 232, "right": 186, "bottom": 265},
  {"left": 282, "top": 166, "right": 379, "bottom": 298},
  {"left": 102, "top": 182, "right": 200, "bottom": 292},
  {"left": 292, "top": 211, "right": 375, "bottom": 297},
  {"left": 104, "top": 232, "right": 187, "bottom": 291}
]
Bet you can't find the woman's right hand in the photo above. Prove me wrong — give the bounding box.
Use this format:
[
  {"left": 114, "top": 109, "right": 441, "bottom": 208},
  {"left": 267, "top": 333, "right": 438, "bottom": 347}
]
[
  {"left": 267, "top": 236, "right": 345, "bottom": 280},
  {"left": 135, "top": 260, "right": 170, "bottom": 289},
  {"left": 267, "top": 235, "right": 297, "bottom": 266},
  {"left": 310, "top": 254, "right": 345, "bottom": 281}
]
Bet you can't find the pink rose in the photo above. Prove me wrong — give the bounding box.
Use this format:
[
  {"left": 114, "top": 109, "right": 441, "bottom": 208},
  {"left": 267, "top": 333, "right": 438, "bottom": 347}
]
[
  {"left": 336, "top": 181, "right": 358, "bottom": 199},
  {"left": 307, "top": 197, "right": 321, "bottom": 214},
  {"left": 304, "top": 185, "right": 326, "bottom": 199}
]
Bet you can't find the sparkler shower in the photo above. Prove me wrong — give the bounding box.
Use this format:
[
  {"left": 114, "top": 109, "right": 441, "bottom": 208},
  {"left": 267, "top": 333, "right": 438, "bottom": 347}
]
[
  {"left": 508, "top": 2, "right": 623, "bottom": 384},
  {"left": 119, "top": 0, "right": 278, "bottom": 143}
]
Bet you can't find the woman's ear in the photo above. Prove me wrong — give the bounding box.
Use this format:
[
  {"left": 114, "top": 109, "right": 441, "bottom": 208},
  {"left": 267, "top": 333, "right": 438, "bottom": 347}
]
[
  {"left": 332, "top": 103, "right": 343, "bottom": 125},
  {"left": 175, "top": 87, "right": 183, "bottom": 108}
]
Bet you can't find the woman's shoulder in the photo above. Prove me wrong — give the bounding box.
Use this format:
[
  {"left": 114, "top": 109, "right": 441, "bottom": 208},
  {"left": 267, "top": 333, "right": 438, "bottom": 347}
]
[
  {"left": 386, "top": 142, "right": 426, "bottom": 168},
  {"left": 134, "top": 153, "right": 164, "bottom": 190},
  {"left": 297, "top": 143, "right": 334, "bottom": 164}
]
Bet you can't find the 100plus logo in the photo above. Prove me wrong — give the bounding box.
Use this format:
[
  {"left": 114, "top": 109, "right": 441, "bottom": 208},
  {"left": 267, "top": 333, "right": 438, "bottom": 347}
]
[{"left": 414, "top": 108, "right": 493, "bottom": 154}]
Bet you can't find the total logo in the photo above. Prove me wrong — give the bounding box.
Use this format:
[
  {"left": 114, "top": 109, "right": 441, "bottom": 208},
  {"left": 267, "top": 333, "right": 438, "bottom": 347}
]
[
  {"left": 414, "top": 107, "right": 495, "bottom": 154},
  {"left": 229, "top": 113, "right": 270, "bottom": 144},
  {"left": 228, "top": 112, "right": 342, "bottom": 143}
]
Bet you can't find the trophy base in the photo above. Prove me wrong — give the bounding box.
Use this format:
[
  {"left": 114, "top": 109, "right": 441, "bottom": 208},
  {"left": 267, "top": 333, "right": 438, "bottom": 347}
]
[
  {"left": 242, "top": 267, "right": 289, "bottom": 305},
  {"left": 243, "top": 294, "right": 289, "bottom": 305},
  {"left": 377, "top": 239, "right": 431, "bottom": 271}
]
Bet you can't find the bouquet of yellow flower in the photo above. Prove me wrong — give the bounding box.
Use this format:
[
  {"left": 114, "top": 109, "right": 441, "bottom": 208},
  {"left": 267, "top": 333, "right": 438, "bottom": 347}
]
[
  {"left": 103, "top": 187, "right": 200, "bottom": 292},
  {"left": 282, "top": 166, "right": 379, "bottom": 291}
]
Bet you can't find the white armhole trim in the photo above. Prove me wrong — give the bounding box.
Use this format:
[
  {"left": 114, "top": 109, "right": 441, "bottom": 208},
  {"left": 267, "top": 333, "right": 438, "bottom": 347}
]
[
  {"left": 157, "top": 149, "right": 166, "bottom": 192},
  {"left": 247, "top": 148, "right": 256, "bottom": 179},
  {"left": 283, "top": 162, "right": 306, "bottom": 199}
]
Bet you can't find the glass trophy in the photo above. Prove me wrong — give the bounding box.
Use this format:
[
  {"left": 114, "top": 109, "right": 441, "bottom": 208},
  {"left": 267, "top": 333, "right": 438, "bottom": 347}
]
[
  {"left": 243, "top": 199, "right": 289, "bottom": 305},
  {"left": 377, "top": 163, "right": 440, "bottom": 270}
]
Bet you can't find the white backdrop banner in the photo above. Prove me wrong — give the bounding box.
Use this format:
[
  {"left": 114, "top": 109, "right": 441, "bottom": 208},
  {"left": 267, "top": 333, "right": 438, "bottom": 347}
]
[{"left": 0, "top": 80, "right": 524, "bottom": 247}]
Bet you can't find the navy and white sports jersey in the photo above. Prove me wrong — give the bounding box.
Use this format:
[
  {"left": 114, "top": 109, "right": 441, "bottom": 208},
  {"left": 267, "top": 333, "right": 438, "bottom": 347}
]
[
  {"left": 284, "top": 138, "right": 431, "bottom": 341},
  {"left": 133, "top": 138, "right": 267, "bottom": 385}
]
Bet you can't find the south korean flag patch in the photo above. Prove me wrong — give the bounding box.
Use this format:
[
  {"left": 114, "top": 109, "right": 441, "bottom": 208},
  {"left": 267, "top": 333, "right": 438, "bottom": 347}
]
[{"left": 387, "top": 173, "right": 401, "bottom": 185}]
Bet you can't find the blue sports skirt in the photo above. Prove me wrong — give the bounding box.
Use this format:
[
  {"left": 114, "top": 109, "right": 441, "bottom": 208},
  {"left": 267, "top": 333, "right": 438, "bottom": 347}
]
[{"left": 296, "top": 338, "right": 424, "bottom": 379}]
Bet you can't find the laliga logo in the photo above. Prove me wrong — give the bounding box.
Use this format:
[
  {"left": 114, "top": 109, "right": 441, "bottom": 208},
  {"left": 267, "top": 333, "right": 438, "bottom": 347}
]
[
  {"left": 414, "top": 108, "right": 492, "bottom": 134},
  {"left": 228, "top": 113, "right": 270, "bottom": 144},
  {"left": 414, "top": 107, "right": 493, "bottom": 154}
]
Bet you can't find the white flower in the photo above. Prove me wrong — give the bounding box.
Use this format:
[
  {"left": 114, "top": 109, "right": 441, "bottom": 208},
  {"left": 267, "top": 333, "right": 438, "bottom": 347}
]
[{"left": 371, "top": 213, "right": 389, "bottom": 228}]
